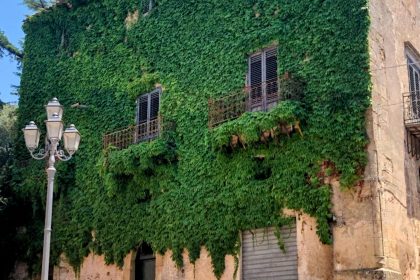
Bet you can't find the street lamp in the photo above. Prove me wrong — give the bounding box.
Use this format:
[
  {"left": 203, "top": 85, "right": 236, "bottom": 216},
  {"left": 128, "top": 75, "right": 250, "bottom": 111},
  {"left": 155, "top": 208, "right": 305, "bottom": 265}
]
[{"left": 23, "top": 97, "right": 81, "bottom": 280}]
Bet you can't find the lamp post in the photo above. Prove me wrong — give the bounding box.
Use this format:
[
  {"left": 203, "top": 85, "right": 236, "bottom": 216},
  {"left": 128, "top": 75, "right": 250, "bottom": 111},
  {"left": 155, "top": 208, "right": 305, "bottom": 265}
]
[{"left": 23, "top": 98, "right": 81, "bottom": 280}]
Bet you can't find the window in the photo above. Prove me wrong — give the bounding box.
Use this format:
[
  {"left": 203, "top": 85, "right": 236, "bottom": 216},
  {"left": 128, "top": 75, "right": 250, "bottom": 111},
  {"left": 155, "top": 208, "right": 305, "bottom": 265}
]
[
  {"left": 142, "top": 0, "right": 156, "bottom": 15},
  {"left": 242, "top": 226, "right": 298, "bottom": 280},
  {"left": 135, "top": 243, "right": 155, "bottom": 280},
  {"left": 404, "top": 44, "right": 420, "bottom": 158},
  {"left": 136, "top": 88, "right": 161, "bottom": 142},
  {"left": 247, "top": 47, "right": 278, "bottom": 112},
  {"left": 407, "top": 52, "right": 420, "bottom": 120},
  {"left": 417, "top": 167, "right": 420, "bottom": 194}
]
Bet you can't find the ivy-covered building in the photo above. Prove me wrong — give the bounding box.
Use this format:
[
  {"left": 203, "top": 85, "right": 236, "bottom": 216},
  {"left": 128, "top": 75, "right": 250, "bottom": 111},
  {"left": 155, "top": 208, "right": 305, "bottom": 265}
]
[{"left": 11, "top": 0, "right": 420, "bottom": 279}]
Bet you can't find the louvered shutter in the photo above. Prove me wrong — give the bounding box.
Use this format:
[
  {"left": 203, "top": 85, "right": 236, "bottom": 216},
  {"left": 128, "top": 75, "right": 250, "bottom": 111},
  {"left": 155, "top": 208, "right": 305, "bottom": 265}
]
[
  {"left": 409, "top": 58, "right": 416, "bottom": 93},
  {"left": 265, "top": 48, "right": 278, "bottom": 107},
  {"left": 415, "top": 70, "right": 420, "bottom": 118},
  {"left": 249, "top": 54, "right": 263, "bottom": 110},
  {"left": 150, "top": 91, "right": 160, "bottom": 120},
  {"left": 138, "top": 95, "right": 149, "bottom": 124},
  {"left": 137, "top": 95, "right": 149, "bottom": 142},
  {"left": 408, "top": 57, "right": 420, "bottom": 118},
  {"left": 149, "top": 90, "right": 160, "bottom": 138},
  {"left": 248, "top": 48, "right": 278, "bottom": 111},
  {"left": 242, "top": 226, "right": 298, "bottom": 280}
]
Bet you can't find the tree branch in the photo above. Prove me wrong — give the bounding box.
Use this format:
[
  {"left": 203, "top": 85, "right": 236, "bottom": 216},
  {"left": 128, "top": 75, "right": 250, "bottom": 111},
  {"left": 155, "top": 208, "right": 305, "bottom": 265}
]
[{"left": 0, "top": 31, "right": 23, "bottom": 59}]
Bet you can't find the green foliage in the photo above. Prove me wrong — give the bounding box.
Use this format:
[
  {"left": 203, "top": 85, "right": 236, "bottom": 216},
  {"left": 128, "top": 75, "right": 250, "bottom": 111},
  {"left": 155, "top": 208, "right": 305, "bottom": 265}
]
[
  {"left": 23, "top": 0, "right": 54, "bottom": 11},
  {"left": 211, "top": 100, "right": 302, "bottom": 149},
  {"left": 16, "top": 0, "right": 370, "bottom": 278},
  {"left": 98, "top": 137, "right": 176, "bottom": 196},
  {"left": 0, "top": 105, "right": 17, "bottom": 152},
  {"left": 0, "top": 29, "right": 22, "bottom": 59},
  {"left": 0, "top": 103, "right": 45, "bottom": 278}
]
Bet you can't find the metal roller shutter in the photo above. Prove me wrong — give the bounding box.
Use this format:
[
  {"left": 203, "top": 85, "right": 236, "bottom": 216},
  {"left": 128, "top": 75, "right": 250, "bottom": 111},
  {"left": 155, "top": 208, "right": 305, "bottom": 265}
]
[{"left": 242, "top": 226, "right": 298, "bottom": 280}]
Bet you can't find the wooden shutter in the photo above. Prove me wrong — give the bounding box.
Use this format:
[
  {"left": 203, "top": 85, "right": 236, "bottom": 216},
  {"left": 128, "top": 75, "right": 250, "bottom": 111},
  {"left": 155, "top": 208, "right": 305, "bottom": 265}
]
[
  {"left": 265, "top": 48, "right": 278, "bottom": 107},
  {"left": 249, "top": 54, "right": 263, "bottom": 110},
  {"left": 248, "top": 48, "right": 278, "bottom": 111},
  {"left": 149, "top": 90, "right": 160, "bottom": 138},
  {"left": 242, "top": 226, "right": 298, "bottom": 280},
  {"left": 138, "top": 95, "right": 149, "bottom": 124},
  {"left": 150, "top": 90, "right": 160, "bottom": 120},
  {"left": 265, "top": 49, "right": 277, "bottom": 81},
  {"left": 408, "top": 56, "right": 420, "bottom": 118}
]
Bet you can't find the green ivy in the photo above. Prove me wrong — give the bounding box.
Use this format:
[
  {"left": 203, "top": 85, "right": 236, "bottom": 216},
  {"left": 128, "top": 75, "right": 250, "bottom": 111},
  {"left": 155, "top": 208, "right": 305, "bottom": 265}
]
[
  {"left": 15, "top": 0, "right": 370, "bottom": 278},
  {"left": 211, "top": 100, "right": 303, "bottom": 149}
]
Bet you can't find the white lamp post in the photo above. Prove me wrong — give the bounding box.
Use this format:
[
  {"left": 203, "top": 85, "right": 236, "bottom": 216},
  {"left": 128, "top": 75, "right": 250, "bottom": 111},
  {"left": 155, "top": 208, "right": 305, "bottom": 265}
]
[{"left": 23, "top": 98, "right": 81, "bottom": 280}]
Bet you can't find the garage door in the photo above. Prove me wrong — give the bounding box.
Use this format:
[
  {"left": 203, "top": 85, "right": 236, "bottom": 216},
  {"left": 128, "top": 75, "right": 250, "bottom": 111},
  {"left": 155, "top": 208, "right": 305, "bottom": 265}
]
[{"left": 242, "top": 225, "right": 298, "bottom": 280}]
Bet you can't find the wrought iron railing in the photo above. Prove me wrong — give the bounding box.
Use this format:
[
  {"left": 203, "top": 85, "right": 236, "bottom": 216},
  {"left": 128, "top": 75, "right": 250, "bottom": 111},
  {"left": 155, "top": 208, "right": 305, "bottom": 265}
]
[
  {"left": 208, "top": 90, "right": 248, "bottom": 128},
  {"left": 103, "top": 117, "right": 160, "bottom": 149},
  {"left": 208, "top": 77, "right": 297, "bottom": 128},
  {"left": 403, "top": 91, "right": 420, "bottom": 126},
  {"left": 403, "top": 91, "right": 420, "bottom": 159}
]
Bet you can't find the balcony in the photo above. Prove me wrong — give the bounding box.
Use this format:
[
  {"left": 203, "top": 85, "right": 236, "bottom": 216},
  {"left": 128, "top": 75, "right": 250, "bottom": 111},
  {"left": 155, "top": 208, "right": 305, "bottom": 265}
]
[
  {"left": 208, "top": 76, "right": 301, "bottom": 128},
  {"left": 403, "top": 91, "right": 420, "bottom": 158},
  {"left": 103, "top": 117, "right": 160, "bottom": 150}
]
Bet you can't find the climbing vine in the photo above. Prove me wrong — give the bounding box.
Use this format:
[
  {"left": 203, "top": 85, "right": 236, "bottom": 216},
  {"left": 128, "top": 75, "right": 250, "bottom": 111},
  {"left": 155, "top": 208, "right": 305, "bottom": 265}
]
[{"left": 15, "top": 0, "right": 370, "bottom": 277}]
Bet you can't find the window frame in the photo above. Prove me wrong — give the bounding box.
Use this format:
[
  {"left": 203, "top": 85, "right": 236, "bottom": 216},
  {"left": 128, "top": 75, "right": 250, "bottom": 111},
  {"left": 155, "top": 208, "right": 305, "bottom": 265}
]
[
  {"left": 135, "top": 87, "right": 161, "bottom": 142},
  {"left": 247, "top": 46, "right": 278, "bottom": 112},
  {"left": 135, "top": 243, "right": 156, "bottom": 280},
  {"left": 406, "top": 52, "right": 420, "bottom": 94},
  {"left": 141, "top": 0, "right": 156, "bottom": 15}
]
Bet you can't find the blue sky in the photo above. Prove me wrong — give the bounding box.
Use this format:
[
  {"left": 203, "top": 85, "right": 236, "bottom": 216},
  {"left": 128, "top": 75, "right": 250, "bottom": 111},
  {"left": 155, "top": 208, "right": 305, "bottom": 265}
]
[{"left": 0, "top": 1, "right": 32, "bottom": 103}]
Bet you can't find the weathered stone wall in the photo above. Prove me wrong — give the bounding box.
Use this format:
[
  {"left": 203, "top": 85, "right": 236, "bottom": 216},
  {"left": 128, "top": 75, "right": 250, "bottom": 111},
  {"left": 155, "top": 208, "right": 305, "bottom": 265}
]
[
  {"left": 366, "top": 0, "right": 420, "bottom": 278},
  {"left": 331, "top": 179, "right": 380, "bottom": 275},
  {"left": 53, "top": 254, "right": 132, "bottom": 280},
  {"left": 155, "top": 248, "right": 237, "bottom": 280},
  {"left": 19, "top": 0, "right": 420, "bottom": 279},
  {"left": 51, "top": 214, "right": 333, "bottom": 280},
  {"left": 296, "top": 213, "right": 333, "bottom": 280}
]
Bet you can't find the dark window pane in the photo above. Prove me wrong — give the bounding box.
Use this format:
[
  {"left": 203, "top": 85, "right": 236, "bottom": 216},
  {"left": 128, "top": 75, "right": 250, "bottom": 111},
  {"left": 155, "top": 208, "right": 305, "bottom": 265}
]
[
  {"left": 140, "top": 259, "right": 155, "bottom": 280},
  {"left": 135, "top": 243, "right": 155, "bottom": 280},
  {"left": 142, "top": 0, "right": 151, "bottom": 14}
]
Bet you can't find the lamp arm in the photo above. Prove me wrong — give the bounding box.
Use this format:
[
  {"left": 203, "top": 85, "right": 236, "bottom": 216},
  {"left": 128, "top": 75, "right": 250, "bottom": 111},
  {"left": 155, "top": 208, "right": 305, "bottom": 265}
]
[
  {"left": 29, "top": 145, "right": 50, "bottom": 160},
  {"left": 55, "top": 149, "right": 73, "bottom": 162}
]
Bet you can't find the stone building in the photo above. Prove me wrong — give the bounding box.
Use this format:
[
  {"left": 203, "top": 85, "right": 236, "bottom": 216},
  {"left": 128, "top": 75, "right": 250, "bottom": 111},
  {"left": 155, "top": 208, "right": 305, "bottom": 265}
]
[{"left": 12, "top": 0, "right": 420, "bottom": 279}]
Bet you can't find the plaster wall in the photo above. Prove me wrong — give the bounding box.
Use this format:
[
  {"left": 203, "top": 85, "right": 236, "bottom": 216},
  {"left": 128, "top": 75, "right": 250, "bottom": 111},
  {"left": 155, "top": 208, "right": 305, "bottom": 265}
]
[
  {"left": 18, "top": 0, "right": 420, "bottom": 279},
  {"left": 52, "top": 214, "right": 332, "bottom": 280},
  {"left": 53, "top": 253, "right": 132, "bottom": 280},
  {"left": 295, "top": 213, "right": 333, "bottom": 280},
  {"left": 155, "top": 248, "right": 237, "bottom": 280},
  {"left": 365, "top": 0, "right": 420, "bottom": 278},
  {"left": 331, "top": 178, "right": 379, "bottom": 275}
]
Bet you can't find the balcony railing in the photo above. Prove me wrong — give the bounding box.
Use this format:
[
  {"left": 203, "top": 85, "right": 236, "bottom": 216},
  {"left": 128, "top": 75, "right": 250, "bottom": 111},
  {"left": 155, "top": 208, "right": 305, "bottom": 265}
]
[
  {"left": 208, "top": 77, "right": 298, "bottom": 128},
  {"left": 103, "top": 117, "right": 160, "bottom": 149},
  {"left": 403, "top": 91, "right": 420, "bottom": 159},
  {"left": 404, "top": 91, "right": 420, "bottom": 127}
]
